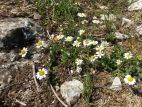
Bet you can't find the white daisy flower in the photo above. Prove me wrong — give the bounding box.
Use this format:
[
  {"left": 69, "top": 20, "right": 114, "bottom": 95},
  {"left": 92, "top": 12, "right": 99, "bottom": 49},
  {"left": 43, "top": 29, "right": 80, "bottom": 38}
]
[
  {"left": 73, "top": 40, "right": 81, "bottom": 47},
  {"left": 75, "top": 58, "right": 83, "bottom": 65},
  {"left": 96, "top": 51, "right": 104, "bottom": 58},
  {"left": 83, "top": 39, "right": 92, "bottom": 46},
  {"left": 76, "top": 66, "right": 82, "bottom": 73},
  {"left": 65, "top": 36, "right": 74, "bottom": 42},
  {"left": 36, "top": 40, "right": 46, "bottom": 48},
  {"left": 92, "top": 20, "right": 100, "bottom": 24},
  {"left": 89, "top": 55, "right": 98, "bottom": 62},
  {"left": 78, "top": 30, "right": 85, "bottom": 35},
  {"left": 100, "top": 41, "right": 109, "bottom": 47},
  {"left": 116, "top": 60, "right": 122, "bottom": 65},
  {"left": 91, "top": 40, "right": 98, "bottom": 45},
  {"left": 93, "top": 16, "right": 97, "bottom": 19},
  {"left": 19, "top": 47, "right": 28, "bottom": 58},
  {"left": 96, "top": 45, "right": 104, "bottom": 51},
  {"left": 124, "top": 75, "right": 136, "bottom": 85},
  {"left": 50, "top": 34, "right": 55, "bottom": 40},
  {"left": 77, "top": 13, "right": 87, "bottom": 17},
  {"left": 81, "top": 20, "right": 88, "bottom": 24},
  {"left": 56, "top": 34, "right": 64, "bottom": 40},
  {"left": 124, "top": 52, "right": 133, "bottom": 59},
  {"left": 36, "top": 68, "right": 48, "bottom": 80}
]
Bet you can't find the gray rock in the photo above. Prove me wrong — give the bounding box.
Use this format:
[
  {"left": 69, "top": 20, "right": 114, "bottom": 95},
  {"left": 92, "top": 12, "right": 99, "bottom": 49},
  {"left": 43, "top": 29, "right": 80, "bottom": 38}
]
[
  {"left": 0, "top": 68, "right": 11, "bottom": 92},
  {"left": 32, "top": 53, "right": 43, "bottom": 62},
  {"left": 33, "top": 12, "right": 41, "bottom": 20},
  {"left": 0, "top": 18, "right": 44, "bottom": 49},
  {"left": 115, "top": 32, "right": 129, "bottom": 40},
  {"left": 136, "top": 24, "right": 142, "bottom": 35},
  {"left": 110, "top": 77, "right": 122, "bottom": 91},
  {"left": 128, "top": 0, "right": 142, "bottom": 11},
  {"left": 0, "top": 61, "right": 32, "bottom": 93},
  {"left": 121, "top": 18, "right": 134, "bottom": 27},
  {"left": 60, "top": 79, "right": 84, "bottom": 105},
  {"left": 0, "top": 51, "right": 17, "bottom": 63}
]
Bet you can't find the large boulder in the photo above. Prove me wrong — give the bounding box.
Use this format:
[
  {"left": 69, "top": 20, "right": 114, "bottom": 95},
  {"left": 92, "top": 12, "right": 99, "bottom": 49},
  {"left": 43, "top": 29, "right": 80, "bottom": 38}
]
[{"left": 0, "top": 18, "right": 44, "bottom": 49}]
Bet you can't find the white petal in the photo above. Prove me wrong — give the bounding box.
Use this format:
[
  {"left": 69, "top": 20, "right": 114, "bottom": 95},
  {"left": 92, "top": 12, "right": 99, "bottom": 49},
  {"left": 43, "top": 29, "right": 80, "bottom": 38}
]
[
  {"left": 36, "top": 73, "right": 40, "bottom": 79},
  {"left": 124, "top": 78, "right": 129, "bottom": 84},
  {"left": 22, "top": 54, "right": 26, "bottom": 57},
  {"left": 125, "top": 75, "right": 131, "bottom": 78}
]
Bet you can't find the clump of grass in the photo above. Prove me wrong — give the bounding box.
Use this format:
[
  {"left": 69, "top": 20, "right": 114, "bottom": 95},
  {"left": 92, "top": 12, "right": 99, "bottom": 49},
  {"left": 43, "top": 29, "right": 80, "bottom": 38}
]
[
  {"left": 83, "top": 72, "right": 93, "bottom": 106},
  {"left": 53, "top": 0, "right": 78, "bottom": 22},
  {"left": 33, "top": 0, "right": 49, "bottom": 17},
  {"left": 33, "top": 0, "right": 77, "bottom": 21}
]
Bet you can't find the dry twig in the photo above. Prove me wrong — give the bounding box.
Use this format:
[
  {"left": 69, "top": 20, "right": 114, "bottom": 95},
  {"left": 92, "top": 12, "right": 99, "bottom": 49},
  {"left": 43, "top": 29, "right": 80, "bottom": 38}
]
[
  {"left": 15, "top": 99, "right": 26, "bottom": 106},
  {"left": 50, "top": 84, "right": 68, "bottom": 107},
  {"left": 32, "top": 61, "right": 41, "bottom": 92}
]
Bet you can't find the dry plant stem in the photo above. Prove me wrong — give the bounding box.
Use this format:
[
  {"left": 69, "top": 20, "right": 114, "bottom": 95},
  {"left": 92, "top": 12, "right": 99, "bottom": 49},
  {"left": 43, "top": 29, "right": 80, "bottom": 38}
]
[
  {"left": 32, "top": 61, "right": 41, "bottom": 92},
  {"left": 15, "top": 99, "right": 26, "bottom": 106},
  {"left": 46, "top": 29, "right": 52, "bottom": 40},
  {"left": 50, "top": 84, "right": 68, "bottom": 107}
]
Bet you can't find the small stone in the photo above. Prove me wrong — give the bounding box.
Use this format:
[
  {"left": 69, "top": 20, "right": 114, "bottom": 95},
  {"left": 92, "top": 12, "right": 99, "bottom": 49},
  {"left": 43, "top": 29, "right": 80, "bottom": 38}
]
[
  {"left": 60, "top": 79, "right": 84, "bottom": 105},
  {"left": 110, "top": 77, "right": 122, "bottom": 91},
  {"left": 128, "top": 0, "right": 142, "bottom": 11},
  {"left": 76, "top": 66, "right": 82, "bottom": 73},
  {"left": 115, "top": 32, "right": 129, "bottom": 40},
  {"left": 93, "top": 16, "right": 97, "bottom": 19},
  {"left": 121, "top": 18, "right": 134, "bottom": 27},
  {"left": 32, "top": 53, "right": 42, "bottom": 62},
  {"left": 33, "top": 12, "right": 41, "bottom": 20},
  {"left": 136, "top": 24, "right": 142, "bottom": 35}
]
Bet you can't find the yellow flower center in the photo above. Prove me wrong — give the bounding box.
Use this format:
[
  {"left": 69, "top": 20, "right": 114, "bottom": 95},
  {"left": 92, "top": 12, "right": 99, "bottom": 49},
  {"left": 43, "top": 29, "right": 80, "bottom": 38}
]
[
  {"left": 98, "top": 47, "right": 103, "bottom": 51},
  {"left": 98, "top": 52, "right": 102, "bottom": 56},
  {"left": 84, "top": 40, "right": 89, "bottom": 44},
  {"left": 21, "top": 50, "right": 26, "bottom": 55},
  {"left": 90, "top": 56, "right": 95, "bottom": 59},
  {"left": 137, "top": 55, "right": 142, "bottom": 60},
  {"left": 92, "top": 41, "right": 97, "bottom": 45},
  {"left": 39, "top": 70, "right": 45, "bottom": 76},
  {"left": 127, "top": 76, "right": 133, "bottom": 82},
  {"left": 37, "top": 41, "right": 43, "bottom": 46}
]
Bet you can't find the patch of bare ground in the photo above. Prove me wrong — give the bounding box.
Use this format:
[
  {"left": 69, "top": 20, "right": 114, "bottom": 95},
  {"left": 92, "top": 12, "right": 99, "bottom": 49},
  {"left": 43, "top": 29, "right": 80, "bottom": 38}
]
[
  {"left": 93, "top": 72, "right": 142, "bottom": 107},
  {"left": 0, "top": 0, "right": 35, "bottom": 19}
]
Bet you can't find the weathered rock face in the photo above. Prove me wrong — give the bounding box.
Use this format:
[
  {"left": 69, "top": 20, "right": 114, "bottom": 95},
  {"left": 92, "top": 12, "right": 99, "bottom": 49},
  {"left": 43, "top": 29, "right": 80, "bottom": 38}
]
[
  {"left": 136, "top": 24, "right": 142, "bottom": 35},
  {"left": 128, "top": 0, "right": 142, "bottom": 11},
  {"left": 60, "top": 79, "right": 84, "bottom": 105},
  {"left": 0, "top": 18, "right": 44, "bottom": 49}
]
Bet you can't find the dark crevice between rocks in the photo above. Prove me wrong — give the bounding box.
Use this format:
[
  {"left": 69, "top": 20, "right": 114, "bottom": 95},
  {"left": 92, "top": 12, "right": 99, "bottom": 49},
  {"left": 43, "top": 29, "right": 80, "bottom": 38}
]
[{"left": 1, "top": 27, "right": 35, "bottom": 51}]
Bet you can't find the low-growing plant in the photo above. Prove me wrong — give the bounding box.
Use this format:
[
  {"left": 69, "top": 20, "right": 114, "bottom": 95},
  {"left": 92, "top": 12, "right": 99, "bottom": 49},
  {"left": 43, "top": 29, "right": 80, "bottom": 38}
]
[{"left": 83, "top": 72, "right": 94, "bottom": 105}]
